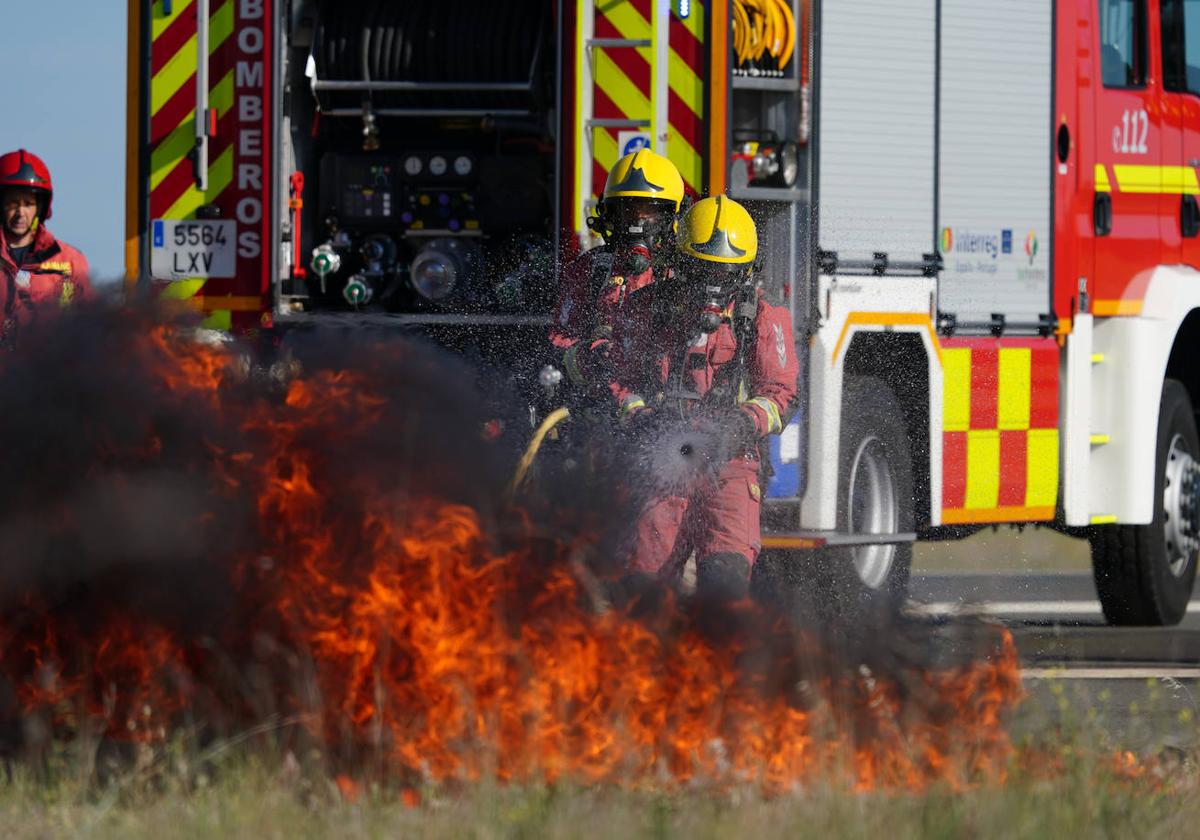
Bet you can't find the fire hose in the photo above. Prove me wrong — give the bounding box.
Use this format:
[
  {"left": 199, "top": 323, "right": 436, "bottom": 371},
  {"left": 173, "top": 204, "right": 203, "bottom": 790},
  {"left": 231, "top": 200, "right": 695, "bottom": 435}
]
[
  {"left": 506, "top": 406, "right": 571, "bottom": 502},
  {"left": 313, "top": 0, "right": 544, "bottom": 107},
  {"left": 732, "top": 0, "right": 797, "bottom": 73}
]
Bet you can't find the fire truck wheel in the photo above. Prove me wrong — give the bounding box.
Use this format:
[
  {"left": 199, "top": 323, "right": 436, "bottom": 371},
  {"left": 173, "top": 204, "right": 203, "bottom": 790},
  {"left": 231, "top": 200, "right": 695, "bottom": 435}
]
[
  {"left": 825, "top": 376, "right": 915, "bottom": 614},
  {"left": 1091, "top": 379, "right": 1200, "bottom": 626}
]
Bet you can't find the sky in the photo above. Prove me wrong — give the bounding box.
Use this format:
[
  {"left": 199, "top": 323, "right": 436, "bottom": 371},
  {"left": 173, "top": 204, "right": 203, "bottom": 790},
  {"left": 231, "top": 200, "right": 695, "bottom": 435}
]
[{"left": 2, "top": 3, "right": 126, "bottom": 281}]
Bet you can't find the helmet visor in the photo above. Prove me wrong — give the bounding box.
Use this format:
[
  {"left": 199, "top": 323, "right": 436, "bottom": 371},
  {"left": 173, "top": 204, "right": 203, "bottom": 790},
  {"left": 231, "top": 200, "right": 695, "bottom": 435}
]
[
  {"left": 607, "top": 198, "right": 676, "bottom": 239},
  {"left": 677, "top": 254, "right": 747, "bottom": 297}
]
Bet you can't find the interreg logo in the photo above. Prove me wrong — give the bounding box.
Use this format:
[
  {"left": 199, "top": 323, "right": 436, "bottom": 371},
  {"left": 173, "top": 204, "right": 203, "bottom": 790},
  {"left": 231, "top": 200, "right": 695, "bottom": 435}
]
[
  {"left": 942, "top": 227, "right": 999, "bottom": 260},
  {"left": 1024, "top": 231, "right": 1038, "bottom": 265}
]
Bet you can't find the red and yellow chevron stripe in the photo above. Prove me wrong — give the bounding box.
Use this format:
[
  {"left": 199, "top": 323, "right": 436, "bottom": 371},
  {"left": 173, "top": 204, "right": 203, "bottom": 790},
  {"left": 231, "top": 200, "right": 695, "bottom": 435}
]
[
  {"left": 145, "top": 0, "right": 271, "bottom": 332},
  {"left": 940, "top": 338, "right": 1060, "bottom": 524},
  {"left": 588, "top": 0, "right": 706, "bottom": 202}
]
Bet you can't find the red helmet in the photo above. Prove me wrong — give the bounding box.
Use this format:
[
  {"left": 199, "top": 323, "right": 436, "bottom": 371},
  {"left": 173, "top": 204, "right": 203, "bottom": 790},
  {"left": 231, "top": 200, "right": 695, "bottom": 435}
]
[{"left": 0, "top": 149, "right": 53, "bottom": 220}]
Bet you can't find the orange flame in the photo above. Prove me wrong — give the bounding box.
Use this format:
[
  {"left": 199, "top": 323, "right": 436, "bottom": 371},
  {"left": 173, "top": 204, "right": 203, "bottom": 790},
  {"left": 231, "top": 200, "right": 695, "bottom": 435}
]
[{"left": 0, "top": 324, "right": 1025, "bottom": 791}]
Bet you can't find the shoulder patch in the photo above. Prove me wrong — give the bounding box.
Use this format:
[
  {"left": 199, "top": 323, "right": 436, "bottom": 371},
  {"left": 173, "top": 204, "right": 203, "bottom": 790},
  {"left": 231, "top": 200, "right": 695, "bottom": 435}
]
[
  {"left": 38, "top": 260, "right": 73, "bottom": 276},
  {"left": 773, "top": 323, "right": 788, "bottom": 369}
]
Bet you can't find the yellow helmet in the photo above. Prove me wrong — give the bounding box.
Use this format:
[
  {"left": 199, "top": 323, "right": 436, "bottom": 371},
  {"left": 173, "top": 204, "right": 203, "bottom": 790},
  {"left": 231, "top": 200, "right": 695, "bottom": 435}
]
[
  {"left": 602, "top": 148, "right": 685, "bottom": 209},
  {"left": 677, "top": 195, "right": 757, "bottom": 264}
]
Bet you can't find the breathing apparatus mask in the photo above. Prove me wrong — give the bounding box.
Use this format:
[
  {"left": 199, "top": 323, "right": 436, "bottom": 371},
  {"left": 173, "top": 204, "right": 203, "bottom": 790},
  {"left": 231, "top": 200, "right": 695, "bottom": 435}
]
[
  {"left": 674, "top": 254, "right": 755, "bottom": 334},
  {"left": 592, "top": 198, "right": 677, "bottom": 274}
]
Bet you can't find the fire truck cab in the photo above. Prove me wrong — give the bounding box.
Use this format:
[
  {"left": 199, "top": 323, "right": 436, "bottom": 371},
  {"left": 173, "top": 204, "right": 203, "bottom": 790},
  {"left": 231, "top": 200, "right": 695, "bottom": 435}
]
[{"left": 127, "top": 0, "right": 1200, "bottom": 625}]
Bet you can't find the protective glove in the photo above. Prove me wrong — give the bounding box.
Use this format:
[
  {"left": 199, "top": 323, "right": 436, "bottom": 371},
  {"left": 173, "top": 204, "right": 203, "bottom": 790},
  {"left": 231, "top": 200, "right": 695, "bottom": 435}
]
[
  {"left": 562, "top": 338, "right": 612, "bottom": 386},
  {"left": 702, "top": 406, "right": 761, "bottom": 454}
]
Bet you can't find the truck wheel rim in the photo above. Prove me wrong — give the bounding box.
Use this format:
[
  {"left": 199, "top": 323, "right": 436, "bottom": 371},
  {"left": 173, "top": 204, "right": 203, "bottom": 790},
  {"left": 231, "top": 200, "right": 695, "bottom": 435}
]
[
  {"left": 848, "top": 435, "right": 897, "bottom": 589},
  {"left": 1163, "top": 433, "right": 1200, "bottom": 579}
]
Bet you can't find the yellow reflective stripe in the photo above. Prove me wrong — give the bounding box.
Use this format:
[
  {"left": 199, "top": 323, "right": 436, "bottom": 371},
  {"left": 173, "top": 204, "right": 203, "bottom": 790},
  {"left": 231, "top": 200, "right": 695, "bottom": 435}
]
[
  {"left": 674, "top": 1, "right": 705, "bottom": 43},
  {"left": 150, "top": 121, "right": 195, "bottom": 190},
  {"left": 1163, "top": 165, "right": 1200, "bottom": 194},
  {"left": 1095, "top": 163, "right": 1111, "bottom": 192},
  {"left": 592, "top": 128, "right": 619, "bottom": 200},
  {"left": 158, "top": 278, "right": 205, "bottom": 300},
  {"left": 201, "top": 310, "right": 233, "bottom": 331},
  {"left": 165, "top": 144, "right": 233, "bottom": 219},
  {"left": 563, "top": 344, "right": 587, "bottom": 386},
  {"left": 1111, "top": 164, "right": 1200, "bottom": 194},
  {"left": 150, "top": 0, "right": 234, "bottom": 117},
  {"left": 744, "top": 397, "right": 782, "bottom": 435},
  {"left": 668, "top": 50, "right": 702, "bottom": 117},
  {"left": 150, "top": 70, "right": 234, "bottom": 190},
  {"left": 600, "top": 1, "right": 654, "bottom": 67},
  {"left": 152, "top": 0, "right": 195, "bottom": 40},
  {"left": 1025, "top": 428, "right": 1059, "bottom": 509},
  {"left": 1112, "top": 164, "right": 1161, "bottom": 193},
  {"left": 965, "top": 429, "right": 1000, "bottom": 509},
  {"left": 620, "top": 396, "right": 646, "bottom": 416},
  {"left": 594, "top": 51, "right": 651, "bottom": 121},
  {"left": 667, "top": 131, "right": 702, "bottom": 199},
  {"left": 997, "top": 347, "right": 1031, "bottom": 431},
  {"left": 942, "top": 347, "right": 971, "bottom": 433}
]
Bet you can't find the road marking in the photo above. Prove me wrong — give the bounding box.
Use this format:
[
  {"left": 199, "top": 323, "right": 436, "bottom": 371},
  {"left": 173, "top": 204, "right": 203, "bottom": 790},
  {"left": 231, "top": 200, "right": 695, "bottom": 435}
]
[
  {"left": 909, "top": 600, "right": 1200, "bottom": 617},
  {"left": 1022, "top": 667, "right": 1200, "bottom": 680}
]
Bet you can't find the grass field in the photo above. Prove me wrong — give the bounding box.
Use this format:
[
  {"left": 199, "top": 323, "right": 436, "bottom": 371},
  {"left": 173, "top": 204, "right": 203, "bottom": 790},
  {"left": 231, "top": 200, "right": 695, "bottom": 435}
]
[
  {"left": 1, "top": 744, "right": 1194, "bottom": 840},
  {"left": 5, "top": 674, "right": 1197, "bottom": 840}
]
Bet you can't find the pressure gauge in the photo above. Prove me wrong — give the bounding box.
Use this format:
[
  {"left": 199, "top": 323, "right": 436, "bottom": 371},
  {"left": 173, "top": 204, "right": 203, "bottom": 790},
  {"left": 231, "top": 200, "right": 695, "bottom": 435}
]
[
  {"left": 429, "top": 155, "right": 448, "bottom": 176},
  {"left": 404, "top": 155, "right": 422, "bottom": 177},
  {"left": 454, "top": 155, "right": 473, "bottom": 177}
]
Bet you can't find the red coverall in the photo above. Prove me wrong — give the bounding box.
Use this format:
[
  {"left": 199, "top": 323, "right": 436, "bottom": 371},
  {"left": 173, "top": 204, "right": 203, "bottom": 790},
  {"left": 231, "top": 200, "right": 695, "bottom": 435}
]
[
  {"left": 0, "top": 225, "right": 91, "bottom": 341},
  {"left": 549, "top": 243, "right": 658, "bottom": 395},
  {"left": 606, "top": 290, "right": 800, "bottom": 577}
]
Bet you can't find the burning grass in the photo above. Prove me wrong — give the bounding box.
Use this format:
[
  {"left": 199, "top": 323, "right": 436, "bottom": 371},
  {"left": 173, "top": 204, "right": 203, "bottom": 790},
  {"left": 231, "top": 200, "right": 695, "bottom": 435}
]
[{"left": 0, "top": 308, "right": 1026, "bottom": 797}]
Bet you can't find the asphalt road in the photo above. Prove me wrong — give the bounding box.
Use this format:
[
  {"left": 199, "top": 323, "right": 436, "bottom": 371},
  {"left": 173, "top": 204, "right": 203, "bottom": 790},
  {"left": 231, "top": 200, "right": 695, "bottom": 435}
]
[{"left": 908, "top": 572, "right": 1200, "bottom": 749}]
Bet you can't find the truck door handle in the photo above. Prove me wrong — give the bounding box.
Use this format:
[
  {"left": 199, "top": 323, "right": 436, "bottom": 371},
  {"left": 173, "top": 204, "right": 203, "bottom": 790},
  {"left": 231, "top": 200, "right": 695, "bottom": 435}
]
[
  {"left": 192, "top": 0, "right": 211, "bottom": 191},
  {"left": 1183, "top": 195, "right": 1200, "bottom": 238},
  {"left": 1094, "top": 193, "right": 1112, "bottom": 237}
]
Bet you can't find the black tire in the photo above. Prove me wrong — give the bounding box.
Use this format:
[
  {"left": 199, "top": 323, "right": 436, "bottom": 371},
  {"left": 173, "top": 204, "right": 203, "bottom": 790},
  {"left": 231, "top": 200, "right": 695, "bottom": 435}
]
[
  {"left": 822, "top": 376, "right": 915, "bottom": 615},
  {"left": 1091, "top": 379, "right": 1200, "bottom": 626},
  {"left": 751, "top": 377, "right": 915, "bottom": 621}
]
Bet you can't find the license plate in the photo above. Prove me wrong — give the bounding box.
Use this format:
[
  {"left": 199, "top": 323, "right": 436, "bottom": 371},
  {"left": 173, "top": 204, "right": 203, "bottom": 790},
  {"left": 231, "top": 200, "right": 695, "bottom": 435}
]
[{"left": 150, "top": 220, "right": 237, "bottom": 279}]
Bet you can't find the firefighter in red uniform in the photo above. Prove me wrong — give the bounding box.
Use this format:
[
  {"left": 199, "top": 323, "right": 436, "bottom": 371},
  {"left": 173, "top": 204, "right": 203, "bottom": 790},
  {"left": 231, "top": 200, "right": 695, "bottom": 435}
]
[
  {"left": 0, "top": 149, "right": 91, "bottom": 344},
  {"left": 550, "top": 148, "right": 684, "bottom": 393},
  {"left": 609, "top": 195, "right": 800, "bottom": 598}
]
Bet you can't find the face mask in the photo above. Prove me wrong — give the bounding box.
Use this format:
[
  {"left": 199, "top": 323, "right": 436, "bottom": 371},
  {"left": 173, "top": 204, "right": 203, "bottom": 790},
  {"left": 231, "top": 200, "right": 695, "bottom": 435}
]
[
  {"left": 698, "top": 283, "right": 728, "bottom": 333},
  {"left": 678, "top": 257, "right": 746, "bottom": 334},
  {"left": 608, "top": 200, "right": 674, "bottom": 265}
]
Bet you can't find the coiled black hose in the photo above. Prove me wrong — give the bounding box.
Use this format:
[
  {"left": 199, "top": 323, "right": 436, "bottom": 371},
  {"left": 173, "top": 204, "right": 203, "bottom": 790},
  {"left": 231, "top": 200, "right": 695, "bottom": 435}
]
[{"left": 314, "top": 0, "right": 547, "bottom": 109}]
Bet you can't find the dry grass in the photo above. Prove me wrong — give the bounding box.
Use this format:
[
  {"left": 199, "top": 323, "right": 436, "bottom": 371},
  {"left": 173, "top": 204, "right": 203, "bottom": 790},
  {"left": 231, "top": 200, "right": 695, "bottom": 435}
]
[{"left": 0, "top": 734, "right": 1194, "bottom": 840}]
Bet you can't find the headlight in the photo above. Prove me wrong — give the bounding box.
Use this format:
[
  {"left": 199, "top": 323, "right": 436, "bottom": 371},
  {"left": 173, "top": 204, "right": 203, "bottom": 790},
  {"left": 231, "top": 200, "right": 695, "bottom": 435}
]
[
  {"left": 750, "top": 142, "right": 800, "bottom": 188},
  {"left": 733, "top": 133, "right": 801, "bottom": 189},
  {"left": 776, "top": 141, "right": 800, "bottom": 187},
  {"left": 410, "top": 238, "right": 478, "bottom": 301}
]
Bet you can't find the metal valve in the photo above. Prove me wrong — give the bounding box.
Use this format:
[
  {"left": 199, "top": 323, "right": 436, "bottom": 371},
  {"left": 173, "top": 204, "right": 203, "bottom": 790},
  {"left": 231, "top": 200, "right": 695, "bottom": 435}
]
[{"left": 311, "top": 242, "right": 341, "bottom": 277}]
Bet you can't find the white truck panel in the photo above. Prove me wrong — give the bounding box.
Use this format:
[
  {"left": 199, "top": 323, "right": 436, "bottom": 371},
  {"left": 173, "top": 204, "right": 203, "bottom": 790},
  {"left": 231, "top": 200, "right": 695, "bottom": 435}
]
[
  {"left": 937, "top": 0, "right": 1052, "bottom": 325},
  {"left": 817, "top": 0, "right": 936, "bottom": 263}
]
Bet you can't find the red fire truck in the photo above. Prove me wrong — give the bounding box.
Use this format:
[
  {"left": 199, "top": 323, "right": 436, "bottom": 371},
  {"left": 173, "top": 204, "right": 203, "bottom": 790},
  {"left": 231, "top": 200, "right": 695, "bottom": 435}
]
[{"left": 126, "top": 0, "right": 1200, "bottom": 625}]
